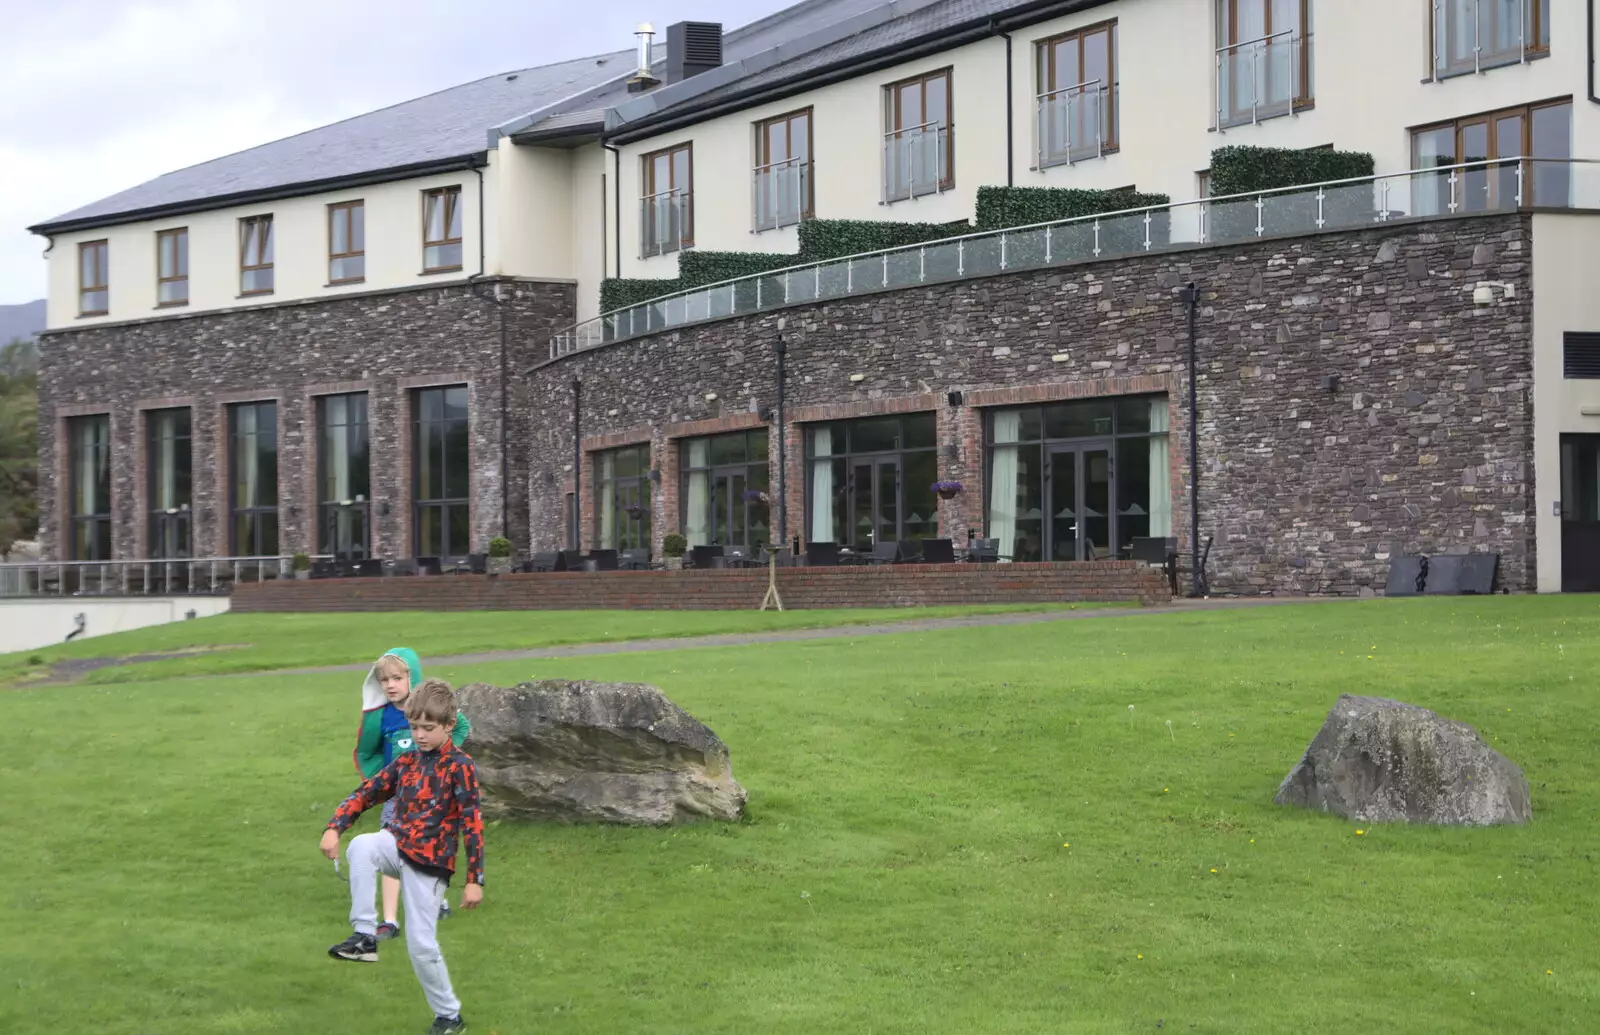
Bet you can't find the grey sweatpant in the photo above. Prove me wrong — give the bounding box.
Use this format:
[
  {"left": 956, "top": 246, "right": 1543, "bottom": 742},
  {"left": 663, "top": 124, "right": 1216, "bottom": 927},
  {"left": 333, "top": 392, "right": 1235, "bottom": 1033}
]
[{"left": 346, "top": 830, "right": 461, "bottom": 1018}]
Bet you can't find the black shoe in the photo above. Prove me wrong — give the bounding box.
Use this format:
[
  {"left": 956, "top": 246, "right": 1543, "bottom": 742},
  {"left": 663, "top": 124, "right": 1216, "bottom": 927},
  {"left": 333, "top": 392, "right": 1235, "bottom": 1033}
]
[
  {"left": 438, "top": 901, "right": 451, "bottom": 921},
  {"left": 327, "top": 932, "right": 378, "bottom": 963},
  {"left": 429, "top": 1016, "right": 466, "bottom": 1034},
  {"left": 375, "top": 922, "right": 400, "bottom": 942}
]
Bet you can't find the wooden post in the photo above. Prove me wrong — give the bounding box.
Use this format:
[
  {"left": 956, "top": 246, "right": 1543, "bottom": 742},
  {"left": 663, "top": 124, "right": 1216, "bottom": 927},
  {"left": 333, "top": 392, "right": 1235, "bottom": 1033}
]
[{"left": 760, "top": 550, "right": 784, "bottom": 612}]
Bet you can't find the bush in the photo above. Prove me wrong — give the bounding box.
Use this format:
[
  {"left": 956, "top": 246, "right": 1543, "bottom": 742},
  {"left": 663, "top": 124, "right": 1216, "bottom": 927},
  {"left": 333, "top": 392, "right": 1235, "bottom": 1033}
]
[
  {"left": 487, "top": 536, "right": 513, "bottom": 559},
  {"left": 973, "top": 185, "right": 1170, "bottom": 231},
  {"left": 291, "top": 553, "right": 310, "bottom": 571},
  {"left": 662, "top": 533, "right": 688, "bottom": 558},
  {"left": 796, "top": 218, "right": 970, "bottom": 260},
  {"left": 1206, "top": 145, "right": 1377, "bottom": 245}
]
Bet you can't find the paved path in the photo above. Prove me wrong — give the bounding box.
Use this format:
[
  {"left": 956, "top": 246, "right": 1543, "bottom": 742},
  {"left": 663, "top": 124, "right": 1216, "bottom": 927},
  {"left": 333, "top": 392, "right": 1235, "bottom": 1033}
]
[{"left": 277, "top": 596, "right": 1341, "bottom": 676}]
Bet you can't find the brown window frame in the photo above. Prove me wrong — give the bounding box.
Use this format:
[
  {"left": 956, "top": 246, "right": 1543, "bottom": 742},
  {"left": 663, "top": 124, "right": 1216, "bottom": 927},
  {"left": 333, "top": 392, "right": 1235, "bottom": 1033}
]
[
  {"left": 78, "top": 239, "right": 109, "bottom": 317},
  {"left": 239, "top": 214, "right": 275, "bottom": 296},
  {"left": 1430, "top": 0, "right": 1550, "bottom": 79},
  {"left": 1036, "top": 20, "right": 1120, "bottom": 161},
  {"left": 156, "top": 228, "right": 188, "bottom": 308},
  {"left": 327, "top": 200, "right": 366, "bottom": 285},
  {"left": 883, "top": 67, "right": 955, "bottom": 198},
  {"left": 1410, "top": 96, "right": 1572, "bottom": 208},
  {"left": 641, "top": 143, "right": 695, "bottom": 254},
  {"left": 754, "top": 107, "right": 815, "bottom": 227},
  {"left": 422, "top": 187, "right": 464, "bottom": 274},
  {"left": 1216, "top": 0, "right": 1313, "bottom": 124}
]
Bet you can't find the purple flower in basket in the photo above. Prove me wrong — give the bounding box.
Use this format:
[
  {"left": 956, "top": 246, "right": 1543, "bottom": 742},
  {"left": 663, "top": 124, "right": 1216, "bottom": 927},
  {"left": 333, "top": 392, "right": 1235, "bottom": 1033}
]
[
  {"left": 742, "top": 489, "right": 771, "bottom": 505},
  {"left": 622, "top": 502, "right": 646, "bottom": 518},
  {"left": 932, "top": 480, "right": 964, "bottom": 499}
]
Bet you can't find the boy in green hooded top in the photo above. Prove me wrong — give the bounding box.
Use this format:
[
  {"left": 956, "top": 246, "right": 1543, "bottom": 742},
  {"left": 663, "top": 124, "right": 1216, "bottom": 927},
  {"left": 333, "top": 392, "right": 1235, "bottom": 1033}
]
[{"left": 354, "top": 647, "right": 471, "bottom": 941}]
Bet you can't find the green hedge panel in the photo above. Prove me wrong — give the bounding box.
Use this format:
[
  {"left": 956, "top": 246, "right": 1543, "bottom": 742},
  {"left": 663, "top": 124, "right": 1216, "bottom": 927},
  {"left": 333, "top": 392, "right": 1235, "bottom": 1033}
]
[
  {"left": 1206, "top": 145, "right": 1377, "bottom": 244},
  {"left": 974, "top": 185, "right": 1171, "bottom": 231}
]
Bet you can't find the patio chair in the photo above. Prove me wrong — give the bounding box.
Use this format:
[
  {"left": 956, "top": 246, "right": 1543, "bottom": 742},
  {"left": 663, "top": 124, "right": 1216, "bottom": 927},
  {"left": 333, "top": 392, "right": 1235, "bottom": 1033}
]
[
  {"left": 1131, "top": 536, "right": 1178, "bottom": 595},
  {"left": 723, "top": 546, "right": 753, "bottom": 568},
  {"left": 690, "top": 545, "right": 724, "bottom": 570},
  {"left": 587, "top": 549, "right": 620, "bottom": 572},
  {"left": 389, "top": 559, "right": 418, "bottom": 577},
  {"left": 310, "top": 559, "right": 339, "bottom": 580},
  {"left": 559, "top": 549, "right": 586, "bottom": 572},
  {"left": 414, "top": 556, "right": 443, "bottom": 576},
  {"left": 354, "top": 559, "right": 384, "bottom": 578},
  {"left": 804, "top": 542, "right": 840, "bottom": 567},
  {"left": 863, "top": 541, "right": 900, "bottom": 565},
  {"left": 965, "top": 539, "right": 999, "bottom": 563},
  {"left": 527, "top": 552, "right": 564, "bottom": 573},
  {"left": 619, "top": 549, "right": 652, "bottom": 571},
  {"left": 919, "top": 538, "right": 955, "bottom": 564}
]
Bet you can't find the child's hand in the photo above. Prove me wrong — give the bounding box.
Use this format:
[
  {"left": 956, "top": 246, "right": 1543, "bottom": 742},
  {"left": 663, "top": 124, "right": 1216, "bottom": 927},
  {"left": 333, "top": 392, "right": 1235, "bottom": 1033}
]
[
  {"left": 319, "top": 829, "right": 340, "bottom": 860},
  {"left": 461, "top": 883, "right": 483, "bottom": 910}
]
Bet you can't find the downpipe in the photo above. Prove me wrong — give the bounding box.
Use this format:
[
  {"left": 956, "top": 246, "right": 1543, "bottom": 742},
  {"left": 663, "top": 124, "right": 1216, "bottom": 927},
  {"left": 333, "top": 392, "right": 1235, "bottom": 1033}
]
[{"left": 1180, "top": 282, "right": 1204, "bottom": 598}]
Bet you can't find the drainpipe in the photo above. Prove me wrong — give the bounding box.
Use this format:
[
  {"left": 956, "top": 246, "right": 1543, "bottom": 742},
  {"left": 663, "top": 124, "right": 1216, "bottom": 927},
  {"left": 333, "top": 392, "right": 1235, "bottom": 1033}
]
[
  {"left": 1180, "top": 282, "right": 1202, "bottom": 598},
  {"left": 996, "top": 25, "right": 1015, "bottom": 187},
  {"left": 603, "top": 143, "right": 623, "bottom": 277},
  {"left": 571, "top": 377, "right": 582, "bottom": 550},
  {"left": 1590, "top": 0, "right": 1599, "bottom": 104},
  {"left": 471, "top": 160, "right": 487, "bottom": 277},
  {"left": 775, "top": 326, "right": 788, "bottom": 546}
]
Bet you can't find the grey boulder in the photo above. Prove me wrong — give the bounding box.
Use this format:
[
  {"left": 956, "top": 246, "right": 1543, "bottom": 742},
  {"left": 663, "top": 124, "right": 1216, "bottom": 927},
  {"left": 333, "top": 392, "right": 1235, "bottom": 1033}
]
[
  {"left": 454, "top": 680, "right": 746, "bottom": 825},
  {"left": 1274, "top": 694, "right": 1530, "bottom": 825}
]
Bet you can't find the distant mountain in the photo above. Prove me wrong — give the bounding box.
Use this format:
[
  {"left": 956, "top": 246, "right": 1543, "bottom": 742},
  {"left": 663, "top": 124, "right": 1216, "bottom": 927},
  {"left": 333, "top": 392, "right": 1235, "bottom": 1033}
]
[{"left": 0, "top": 300, "right": 45, "bottom": 343}]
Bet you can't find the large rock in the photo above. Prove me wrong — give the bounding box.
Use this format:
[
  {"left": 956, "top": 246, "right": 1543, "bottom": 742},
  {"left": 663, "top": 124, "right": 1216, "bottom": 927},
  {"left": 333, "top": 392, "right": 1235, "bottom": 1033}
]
[
  {"left": 1274, "top": 694, "right": 1530, "bottom": 825},
  {"left": 454, "top": 680, "right": 746, "bottom": 825}
]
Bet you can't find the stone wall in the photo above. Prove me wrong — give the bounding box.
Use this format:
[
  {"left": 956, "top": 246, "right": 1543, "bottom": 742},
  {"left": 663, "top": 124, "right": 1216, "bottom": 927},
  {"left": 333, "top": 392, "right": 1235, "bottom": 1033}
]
[
  {"left": 37, "top": 278, "right": 574, "bottom": 562},
  {"left": 523, "top": 214, "right": 1536, "bottom": 596},
  {"left": 230, "top": 561, "right": 1171, "bottom": 613}
]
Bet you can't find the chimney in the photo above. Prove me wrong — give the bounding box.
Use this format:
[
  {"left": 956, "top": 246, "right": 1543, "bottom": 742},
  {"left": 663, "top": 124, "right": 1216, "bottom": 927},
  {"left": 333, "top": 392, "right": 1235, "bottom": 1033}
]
[
  {"left": 666, "top": 21, "right": 723, "bottom": 84},
  {"left": 628, "top": 22, "right": 659, "bottom": 93}
]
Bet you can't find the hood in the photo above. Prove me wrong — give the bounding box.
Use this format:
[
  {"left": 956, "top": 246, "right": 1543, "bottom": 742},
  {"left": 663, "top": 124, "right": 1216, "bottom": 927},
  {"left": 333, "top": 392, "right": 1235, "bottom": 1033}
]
[{"left": 360, "top": 646, "right": 423, "bottom": 712}]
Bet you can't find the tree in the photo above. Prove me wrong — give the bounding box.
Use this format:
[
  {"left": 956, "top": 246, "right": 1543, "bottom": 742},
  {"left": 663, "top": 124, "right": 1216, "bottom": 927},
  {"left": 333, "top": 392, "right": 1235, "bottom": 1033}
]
[{"left": 0, "top": 336, "right": 39, "bottom": 556}]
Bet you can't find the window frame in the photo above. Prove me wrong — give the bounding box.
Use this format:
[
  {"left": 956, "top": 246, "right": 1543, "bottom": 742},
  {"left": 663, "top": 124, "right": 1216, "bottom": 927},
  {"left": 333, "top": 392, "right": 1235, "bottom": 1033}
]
[
  {"left": 228, "top": 400, "right": 280, "bottom": 557},
  {"left": 238, "top": 214, "right": 275, "bottom": 296},
  {"left": 753, "top": 108, "right": 815, "bottom": 230},
  {"left": 803, "top": 413, "right": 939, "bottom": 549},
  {"left": 1430, "top": 0, "right": 1550, "bottom": 80},
  {"left": 412, "top": 385, "right": 471, "bottom": 558},
  {"left": 422, "top": 186, "right": 464, "bottom": 274},
  {"left": 327, "top": 200, "right": 366, "bottom": 285},
  {"left": 679, "top": 429, "right": 771, "bottom": 550},
  {"left": 1410, "top": 96, "right": 1572, "bottom": 208},
  {"left": 641, "top": 143, "right": 695, "bottom": 255},
  {"left": 1035, "top": 20, "right": 1120, "bottom": 164},
  {"left": 146, "top": 407, "right": 193, "bottom": 559},
  {"left": 1215, "top": 0, "right": 1314, "bottom": 126},
  {"left": 316, "top": 392, "right": 372, "bottom": 561},
  {"left": 78, "top": 240, "right": 109, "bottom": 317},
  {"left": 594, "top": 443, "right": 654, "bottom": 554},
  {"left": 882, "top": 67, "right": 955, "bottom": 200},
  {"left": 155, "top": 228, "right": 188, "bottom": 308},
  {"left": 67, "top": 413, "right": 112, "bottom": 561}
]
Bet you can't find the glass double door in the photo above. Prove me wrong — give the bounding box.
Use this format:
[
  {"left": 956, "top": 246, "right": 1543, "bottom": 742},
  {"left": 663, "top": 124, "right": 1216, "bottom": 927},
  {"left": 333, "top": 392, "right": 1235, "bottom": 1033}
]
[
  {"left": 706, "top": 467, "right": 769, "bottom": 548},
  {"left": 850, "top": 457, "right": 899, "bottom": 551},
  {"left": 1046, "top": 443, "right": 1112, "bottom": 561}
]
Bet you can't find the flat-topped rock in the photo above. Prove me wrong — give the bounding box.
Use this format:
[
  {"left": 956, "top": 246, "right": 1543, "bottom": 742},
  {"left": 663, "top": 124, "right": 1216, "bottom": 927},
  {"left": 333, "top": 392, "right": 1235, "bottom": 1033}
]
[
  {"left": 454, "top": 680, "right": 746, "bottom": 826},
  {"left": 1274, "top": 694, "right": 1530, "bottom": 826}
]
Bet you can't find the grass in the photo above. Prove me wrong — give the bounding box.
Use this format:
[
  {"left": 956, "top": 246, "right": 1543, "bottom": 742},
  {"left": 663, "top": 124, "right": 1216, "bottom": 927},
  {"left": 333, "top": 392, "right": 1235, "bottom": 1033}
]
[
  {"left": 3, "top": 595, "right": 1599, "bottom": 1033},
  {"left": 0, "top": 602, "right": 1120, "bottom": 686}
]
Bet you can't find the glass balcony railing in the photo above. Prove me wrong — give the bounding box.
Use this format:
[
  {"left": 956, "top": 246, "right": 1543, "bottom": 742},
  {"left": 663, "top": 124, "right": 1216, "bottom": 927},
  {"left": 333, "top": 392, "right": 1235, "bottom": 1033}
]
[
  {"left": 1432, "top": 0, "right": 1546, "bottom": 80},
  {"left": 882, "top": 122, "right": 949, "bottom": 204},
  {"left": 752, "top": 158, "right": 811, "bottom": 232},
  {"left": 640, "top": 189, "right": 692, "bottom": 258},
  {"left": 548, "top": 157, "right": 1599, "bottom": 361},
  {"left": 1036, "top": 80, "right": 1114, "bottom": 167},
  {"left": 1216, "top": 29, "right": 1309, "bottom": 128}
]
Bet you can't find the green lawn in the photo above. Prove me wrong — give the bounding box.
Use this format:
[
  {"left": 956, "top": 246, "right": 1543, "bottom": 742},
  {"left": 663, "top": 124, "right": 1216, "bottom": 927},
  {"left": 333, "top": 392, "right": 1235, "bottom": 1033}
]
[
  {"left": 0, "top": 603, "right": 1116, "bottom": 687},
  {"left": 4, "top": 596, "right": 1599, "bottom": 1033}
]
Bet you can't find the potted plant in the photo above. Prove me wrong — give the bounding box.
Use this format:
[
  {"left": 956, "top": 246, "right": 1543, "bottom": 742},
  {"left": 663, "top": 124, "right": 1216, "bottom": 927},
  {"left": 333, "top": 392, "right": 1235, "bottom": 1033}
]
[
  {"left": 932, "top": 480, "right": 964, "bottom": 501},
  {"left": 662, "top": 532, "right": 688, "bottom": 571},
  {"left": 292, "top": 553, "right": 311, "bottom": 580},
  {"left": 486, "top": 536, "right": 514, "bottom": 576}
]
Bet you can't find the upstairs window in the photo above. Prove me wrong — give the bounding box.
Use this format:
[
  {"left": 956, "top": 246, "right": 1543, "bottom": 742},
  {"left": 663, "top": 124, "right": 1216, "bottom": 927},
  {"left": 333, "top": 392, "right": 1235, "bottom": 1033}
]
[
  {"left": 1037, "top": 22, "right": 1118, "bottom": 166},
  {"left": 329, "top": 201, "right": 365, "bottom": 284},
  {"left": 1216, "top": 0, "right": 1313, "bottom": 127},
  {"left": 641, "top": 144, "right": 693, "bottom": 257},
  {"left": 156, "top": 228, "right": 188, "bottom": 307},
  {"left": 883, "top": 69, "right": 952, "bottom": 202},
  {"left": 423, "top": 187, "right": 463, "bottom": 272},
  {"left": 239, "top": 215, "right": 275, "bottom": 295},
  {"left": 754, "top": 109, "right": 813, "bottom": 231},
  {"left": 1432, "top": 0, "right": 1549, "bottom": 79},
  {"left": 79, "top": 240, "right": 108, "bottom": 316}
]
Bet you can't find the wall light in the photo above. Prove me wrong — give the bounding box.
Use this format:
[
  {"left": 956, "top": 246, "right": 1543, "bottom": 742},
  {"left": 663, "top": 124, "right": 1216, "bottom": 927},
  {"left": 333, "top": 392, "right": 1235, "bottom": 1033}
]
[
  {"left": 849, "top": 373, "right": 866, "bottom": 383},
  {"left": 705, "top": 392, "right": 718, "bottom": 402},
  {"left": 1051, "top": 354, "right": 1069, "bottom": 363}
]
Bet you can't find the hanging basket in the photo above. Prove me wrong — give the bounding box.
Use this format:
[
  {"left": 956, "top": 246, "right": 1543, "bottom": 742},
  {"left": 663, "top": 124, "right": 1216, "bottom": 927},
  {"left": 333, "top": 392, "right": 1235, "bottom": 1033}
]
[{"left": 932, "top": 480, "right": 964, "bottom": 501}]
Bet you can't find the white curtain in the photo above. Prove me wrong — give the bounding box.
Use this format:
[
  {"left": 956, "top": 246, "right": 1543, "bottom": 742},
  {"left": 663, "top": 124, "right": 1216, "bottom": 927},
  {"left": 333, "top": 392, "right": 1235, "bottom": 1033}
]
[
  {"left": 685, "top": 439, "right": 710, "bottom": 547},
  {"left": 989, "top": 411, "right": 1021, "bottom": 562},
  {"left": 157, "top": 414, "right": 176, "bottom": 509},
  {"left": 240, "top": 408, "right": 259, "bottom": 515},
  {"left": 600, "top": 453, "right": 616, "bottom": 549},
  {"left": 1149, "top": 399, "right": 1172, "bottom": 537},
  {"left": 809, "top": 427, "right": 834, "bottom": 542}
]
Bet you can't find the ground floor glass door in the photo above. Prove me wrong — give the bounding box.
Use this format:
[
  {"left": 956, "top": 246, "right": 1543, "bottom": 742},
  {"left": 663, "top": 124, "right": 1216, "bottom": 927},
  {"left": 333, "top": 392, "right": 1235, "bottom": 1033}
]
[
  {"left": 1562, "top": 434, "right": 1600, "bottom": 592},
  {"left": 1046, "top": 445, "right": 1112, "bottom": 561},
  {"left": 850, "top": 458, "right": 899, "bottom": 551}
]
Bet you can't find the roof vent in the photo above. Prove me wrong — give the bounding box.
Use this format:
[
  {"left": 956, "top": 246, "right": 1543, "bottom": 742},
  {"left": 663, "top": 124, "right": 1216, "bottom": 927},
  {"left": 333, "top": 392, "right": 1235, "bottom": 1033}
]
[
  {"left": 628, "top": 22, "right": 660, "bottom": 93},
  {"left": 666, "top": 21, "right": 722, "bottom": 84}
]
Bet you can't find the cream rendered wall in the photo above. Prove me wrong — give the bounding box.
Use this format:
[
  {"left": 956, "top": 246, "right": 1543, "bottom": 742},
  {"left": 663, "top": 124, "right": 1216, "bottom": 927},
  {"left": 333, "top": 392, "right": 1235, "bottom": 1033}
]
[
  {"left": 617, "top": 35, "right": 1009, "bottom": 280},
  {"left": 45, "top": 166, "right": 489, "bottom": 328},
  {"left": 570, "top": 142, "right": 610, "bottom": 321},
  {"left": 611, "top": 0, "right": 1599, "bottom": 283},
  {"left": 1530, "top": 213, "right": 1600, "bottom": 592},
  {"left": 493, "top": 135, "right": 584, "bottom": 284}
]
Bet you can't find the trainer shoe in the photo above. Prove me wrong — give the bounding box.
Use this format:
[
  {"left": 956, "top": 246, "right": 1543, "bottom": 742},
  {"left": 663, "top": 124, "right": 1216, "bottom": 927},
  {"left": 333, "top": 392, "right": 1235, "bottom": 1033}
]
[
  {"left": 429, "top": 1015, "right": 466, "bottom": 1034},
  {"left": 327, "top": 932, "right": 378, "bottom": 963},
  {"left": 375, "top": 922, "right": 400, "bottom": 942},
  {"left": 438, "top": 901, "right": 452, "bottom": 921}
]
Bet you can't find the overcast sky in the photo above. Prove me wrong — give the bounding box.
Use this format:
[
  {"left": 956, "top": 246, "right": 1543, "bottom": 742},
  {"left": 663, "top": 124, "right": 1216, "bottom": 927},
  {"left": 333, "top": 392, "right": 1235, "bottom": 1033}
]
[{"left": 0, "top": 0, "right": 797, "bottom": 305}]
